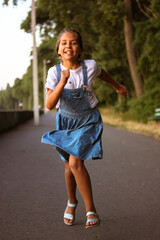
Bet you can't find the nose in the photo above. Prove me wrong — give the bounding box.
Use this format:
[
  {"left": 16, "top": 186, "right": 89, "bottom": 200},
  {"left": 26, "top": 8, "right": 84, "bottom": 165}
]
[{"left": 66, "top": 42, "right": 72, "bottom": 48}]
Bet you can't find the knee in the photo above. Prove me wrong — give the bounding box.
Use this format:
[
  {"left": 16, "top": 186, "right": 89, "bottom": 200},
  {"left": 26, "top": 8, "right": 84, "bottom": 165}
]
[{"left": 69, "top": 156, "right": 83, "bottom": 172}]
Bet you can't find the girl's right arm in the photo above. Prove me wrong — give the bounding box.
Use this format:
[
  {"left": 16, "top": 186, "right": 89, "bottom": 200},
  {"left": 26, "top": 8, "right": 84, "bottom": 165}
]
[{"left": 46, "top": 69, "right": 70, "bottom": 110}]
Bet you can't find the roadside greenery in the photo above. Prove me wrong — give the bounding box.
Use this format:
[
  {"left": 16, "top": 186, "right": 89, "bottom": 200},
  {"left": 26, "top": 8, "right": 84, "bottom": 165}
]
[{"left": 1, "top": 0, "right": 160, "bottom": 123}]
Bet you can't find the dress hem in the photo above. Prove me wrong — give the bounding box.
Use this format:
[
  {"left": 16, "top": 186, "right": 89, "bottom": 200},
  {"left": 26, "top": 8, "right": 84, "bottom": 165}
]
[{"left": 41, "top": 140, "right": 103, "bottom": 162}]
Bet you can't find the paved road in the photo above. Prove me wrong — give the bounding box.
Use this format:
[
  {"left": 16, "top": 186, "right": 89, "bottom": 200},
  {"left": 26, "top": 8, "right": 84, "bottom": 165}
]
[{"left": 0, "top": 113, "right": 160, "bottom": 240}]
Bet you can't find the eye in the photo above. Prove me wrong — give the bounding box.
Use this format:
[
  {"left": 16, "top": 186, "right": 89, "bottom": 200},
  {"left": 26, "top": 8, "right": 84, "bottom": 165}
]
[{"left": 71, "top": 42, "right": 77, "bottom": 45}]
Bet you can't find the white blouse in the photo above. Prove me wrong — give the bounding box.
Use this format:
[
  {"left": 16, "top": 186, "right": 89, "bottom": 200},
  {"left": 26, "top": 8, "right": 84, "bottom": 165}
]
[{"left": 45, "top": 59, "right": 101, "bottom": 109}]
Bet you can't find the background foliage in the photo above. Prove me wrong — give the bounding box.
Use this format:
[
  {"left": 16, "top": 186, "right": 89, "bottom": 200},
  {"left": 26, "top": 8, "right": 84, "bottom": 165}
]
[{"left": 1, "top": 0, "right": 160, "bottom": 122}]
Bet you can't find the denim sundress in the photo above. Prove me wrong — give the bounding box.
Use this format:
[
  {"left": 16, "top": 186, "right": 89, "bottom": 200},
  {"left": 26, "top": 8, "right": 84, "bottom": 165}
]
[{"left": 41, "top": 60, "right": 103, "bottom": 162}]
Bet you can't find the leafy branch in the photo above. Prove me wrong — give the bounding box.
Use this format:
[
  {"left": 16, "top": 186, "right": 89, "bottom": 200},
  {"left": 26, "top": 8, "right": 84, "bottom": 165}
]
[{"left": 136, "top": 0, "right": 156, "bottom": 18}]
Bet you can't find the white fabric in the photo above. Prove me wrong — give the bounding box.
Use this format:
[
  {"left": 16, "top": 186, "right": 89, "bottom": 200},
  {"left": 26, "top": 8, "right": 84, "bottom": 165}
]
[{"left": 45, "top": 59, "right": 101, "bottom": 109}]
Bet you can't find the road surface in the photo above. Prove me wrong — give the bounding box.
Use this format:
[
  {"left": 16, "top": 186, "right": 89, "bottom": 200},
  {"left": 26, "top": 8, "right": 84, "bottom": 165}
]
[{"left": 0, "top": 112, "right": 160, "bottom": 240}]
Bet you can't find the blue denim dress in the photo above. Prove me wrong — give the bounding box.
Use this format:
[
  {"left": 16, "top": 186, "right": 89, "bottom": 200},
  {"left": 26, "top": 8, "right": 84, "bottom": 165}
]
[{"left": 41, "top": 60, "right": 103, "bottom": 162}]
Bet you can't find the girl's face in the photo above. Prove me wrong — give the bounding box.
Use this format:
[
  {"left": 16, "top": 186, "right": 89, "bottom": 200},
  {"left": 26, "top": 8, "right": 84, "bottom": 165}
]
[{"left": 58, "top": 32, "right": 82, "bottom": 62}]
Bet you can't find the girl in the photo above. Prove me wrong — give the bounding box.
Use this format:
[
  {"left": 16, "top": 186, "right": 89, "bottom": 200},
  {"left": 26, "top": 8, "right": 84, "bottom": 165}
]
[{"left": 41, "top": 28, "right": 127, "bottom": 228}]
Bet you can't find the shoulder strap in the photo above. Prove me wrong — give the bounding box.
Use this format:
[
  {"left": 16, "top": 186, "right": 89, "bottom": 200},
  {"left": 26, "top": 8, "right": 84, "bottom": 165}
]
[
  {"left": 55, "top": 65, "right": 61, "bottom": 82},
  {"left": 81, "top": 60, "right": 88, "bottom": 86},
  {"left": 56, "top": 61, "right": 88, "bottom": 85}
]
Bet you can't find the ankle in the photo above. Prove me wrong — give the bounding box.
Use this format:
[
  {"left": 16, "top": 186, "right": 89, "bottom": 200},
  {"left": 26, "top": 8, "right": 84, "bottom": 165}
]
[
  {"left": 86, "top": 208, "right": 96, "bottom": 214},
  {"left": 68, "top": 198, "right": 78, "bottom": 204}
]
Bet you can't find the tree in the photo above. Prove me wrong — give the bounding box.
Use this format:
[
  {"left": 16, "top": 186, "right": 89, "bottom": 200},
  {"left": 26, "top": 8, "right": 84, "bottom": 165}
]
[
  {"left": 2, "top": 0, "right": 24, "bottom": 5},
  {"left": 124, "top": 0, "right": 144, "bottom": 97},
  {"left": 128, "top": 0, "right": 160, "bottom": 121},
  {"left": 2, "top": 0, "right": 160, "bottom": 122},
  {"left": 12, "top": 78, "right": 24, "bottom": 109},
  {"left": 0, "top": 84, "right": 16, "bottom": 109}
]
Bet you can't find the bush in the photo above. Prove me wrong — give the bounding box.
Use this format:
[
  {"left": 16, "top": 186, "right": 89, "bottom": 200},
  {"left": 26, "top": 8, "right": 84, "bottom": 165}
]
[{"left": 123, "top": 87, "right": 160, "bottom": 123}]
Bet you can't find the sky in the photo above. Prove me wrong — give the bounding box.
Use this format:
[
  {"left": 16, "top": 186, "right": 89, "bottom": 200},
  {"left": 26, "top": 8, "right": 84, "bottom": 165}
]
[{"left": 0, "top": 0, "right": 40, "bottom": 90}]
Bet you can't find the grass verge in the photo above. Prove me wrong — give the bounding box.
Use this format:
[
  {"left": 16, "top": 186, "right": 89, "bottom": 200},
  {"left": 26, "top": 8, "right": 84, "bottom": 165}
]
[{"left": 99, "top": 108, "right": 160, "bottom": 140}]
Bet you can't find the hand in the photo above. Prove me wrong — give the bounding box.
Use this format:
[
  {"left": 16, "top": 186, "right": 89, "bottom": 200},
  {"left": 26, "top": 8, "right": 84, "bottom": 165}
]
[
  {"left": 116, "top": 84, "right": 127, "bottom": 97},
  {"left": 60, "top": 69, "right": 70, "bottom": 86}
]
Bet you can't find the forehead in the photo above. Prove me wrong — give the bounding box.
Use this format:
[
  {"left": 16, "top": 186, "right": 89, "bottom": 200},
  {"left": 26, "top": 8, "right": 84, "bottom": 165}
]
[{"left": 60, "top": 32, "right": 78, "bottom": 41}]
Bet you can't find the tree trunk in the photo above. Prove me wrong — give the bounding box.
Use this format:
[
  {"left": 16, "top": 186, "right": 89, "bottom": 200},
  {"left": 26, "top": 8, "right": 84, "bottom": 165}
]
[{"left": 124, "top": 0, "right": 144, "bottom": 97}]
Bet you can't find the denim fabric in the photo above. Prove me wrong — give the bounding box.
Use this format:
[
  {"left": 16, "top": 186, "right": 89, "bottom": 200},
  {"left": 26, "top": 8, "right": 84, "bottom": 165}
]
[
  {"left": 60, "top": 88, "right": 91, "bottom": 113},
  {"left": 41, "top": 61, "right": 103, "bottom": 162}
]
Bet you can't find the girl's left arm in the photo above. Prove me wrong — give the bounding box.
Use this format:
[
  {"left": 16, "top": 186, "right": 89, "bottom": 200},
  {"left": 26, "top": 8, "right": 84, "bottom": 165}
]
[{"left": 98, "top": 69, "right": 127, "bottom": 97}]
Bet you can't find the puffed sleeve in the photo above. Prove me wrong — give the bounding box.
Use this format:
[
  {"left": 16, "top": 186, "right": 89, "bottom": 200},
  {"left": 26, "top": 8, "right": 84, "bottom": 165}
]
[
  {"left": 45, "top": 66, "right": 58, "bottom": 90},
  {"left": 84, "top": 60, "right": 102, "bottom": 84},
  {"left": 92, "top": 60, "right": 101, "bottom": 78}
]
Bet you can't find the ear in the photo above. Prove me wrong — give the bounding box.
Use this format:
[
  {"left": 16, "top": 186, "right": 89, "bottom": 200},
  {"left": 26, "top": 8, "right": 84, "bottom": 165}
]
[
  {"left": 58, "top": 48, "right": 60, "bottom": 55},
  {"left": 58, "top": 54, "right": 62, "bottom": 59}
]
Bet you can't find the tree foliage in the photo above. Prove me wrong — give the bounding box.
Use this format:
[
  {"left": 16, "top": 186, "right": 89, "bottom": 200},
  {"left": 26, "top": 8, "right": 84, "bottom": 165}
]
[{"left": 1, "top": 0, "right": 160, "bottom": 122}]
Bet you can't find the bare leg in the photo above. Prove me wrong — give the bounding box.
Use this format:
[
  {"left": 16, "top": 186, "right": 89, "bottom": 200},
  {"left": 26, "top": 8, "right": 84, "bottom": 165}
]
[
  {"left": 64, "top": 161, "right": 78, "bottom": 224},
  {"left": 69, "top": 155, "right": 99, "bottom": 227},
  {"left": 65, "top": 161, "right": 77, "bottom": 203}
]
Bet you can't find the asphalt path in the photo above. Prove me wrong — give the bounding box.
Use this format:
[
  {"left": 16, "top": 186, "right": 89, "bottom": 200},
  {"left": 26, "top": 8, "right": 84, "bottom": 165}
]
[{"left": 0, "top": 112, "right": 160, "bottom": 240}]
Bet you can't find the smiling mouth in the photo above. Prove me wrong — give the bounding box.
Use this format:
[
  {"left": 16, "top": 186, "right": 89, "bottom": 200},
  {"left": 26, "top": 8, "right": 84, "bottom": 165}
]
[{"left": 65, "top": 51, "right": 73, "bottom": 55}]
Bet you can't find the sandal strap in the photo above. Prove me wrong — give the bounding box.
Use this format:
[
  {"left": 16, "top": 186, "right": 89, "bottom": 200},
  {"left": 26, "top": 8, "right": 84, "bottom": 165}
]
[
  {"left": 86, "top": 218, "right": 99, "bottom": 223},
  {"left": 67, "top": 200, "right": 77, "bottom": 208},
  {"left": 86, "top": 211, "right": 97, "bottom": 217},
  {"left": 64, "top": 213, "right": 74, "bottom": 220}
]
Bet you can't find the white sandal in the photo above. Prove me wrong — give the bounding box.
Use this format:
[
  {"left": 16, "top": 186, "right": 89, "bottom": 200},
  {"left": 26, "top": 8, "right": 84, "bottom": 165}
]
[
  {"left": 85, "top": 211, "right": 100, "bottom": 228},
  {"left": 64, "top": 201, "right": 78, "bottom": 226}
]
